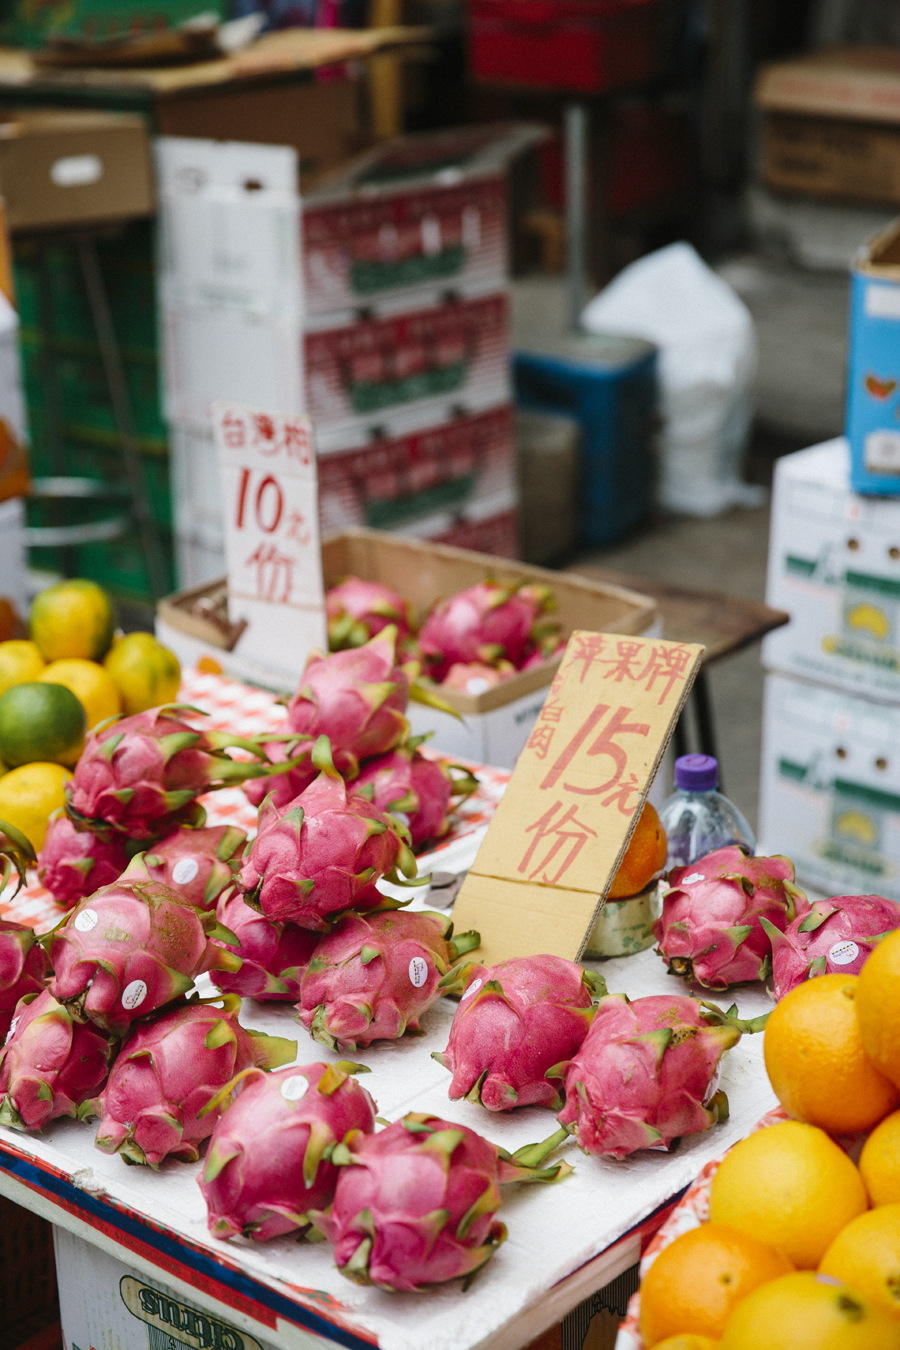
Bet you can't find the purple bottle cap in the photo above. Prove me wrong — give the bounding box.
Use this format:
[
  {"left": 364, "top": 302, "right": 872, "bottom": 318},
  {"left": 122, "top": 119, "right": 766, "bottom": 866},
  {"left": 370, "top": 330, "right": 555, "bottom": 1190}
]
[{"left": 674, "top": 754, "right": 718, "bottom": 792}]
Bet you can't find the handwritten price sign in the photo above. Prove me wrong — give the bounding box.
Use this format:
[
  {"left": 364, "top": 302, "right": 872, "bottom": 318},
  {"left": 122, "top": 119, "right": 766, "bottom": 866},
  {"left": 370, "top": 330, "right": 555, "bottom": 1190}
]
[
  {"left": 212, "top": 402, "right": 326, "bottom": 680},
  {"left": 451, "top": 630, "right": 704, "bottom": 965}
]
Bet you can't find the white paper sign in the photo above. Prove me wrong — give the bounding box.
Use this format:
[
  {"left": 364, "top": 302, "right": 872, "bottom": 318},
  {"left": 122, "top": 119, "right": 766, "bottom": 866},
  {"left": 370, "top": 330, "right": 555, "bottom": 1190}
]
[{"left": 212, "top": 401, "right": 327, "bottom": 679}]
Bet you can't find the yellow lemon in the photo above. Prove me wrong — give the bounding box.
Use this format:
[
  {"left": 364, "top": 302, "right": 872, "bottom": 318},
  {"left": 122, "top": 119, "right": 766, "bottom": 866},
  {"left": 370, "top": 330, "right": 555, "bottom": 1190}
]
[
  {"left": 0, "top": 640, "right": 44, "bottom": 696},
  {"left": 861, "top": 1111, "right": 900, "bottom": 1206},
  {"left": 103, "top": 632, "right": 180, "bottom": 716},
  {"left": 708, "top": 1121, "right": 868, "bottom": 1269},
  {"left": 38, "top": 659, "right": 121, "bottom": 730},
  {"left": 0, "top": 682, "right": 86, "bottom": 768},
  {"left": 858, "top": 930, "right": 900, "bottom": 1087},
  {"left": 0, "top": 762, "right": 70, "bottom": 851},
  {"left": 720, "top": 1271, "right": 900, "bottom": 1350},
  {"left": 820, "top": 1205, "right": 900, "bottom": 1319},
  {"left": 30, "top": 579, "right": 115, "bottom": 662},
  {"left": 639, "top": 1223, "right": 792, "bottom": 1345}
]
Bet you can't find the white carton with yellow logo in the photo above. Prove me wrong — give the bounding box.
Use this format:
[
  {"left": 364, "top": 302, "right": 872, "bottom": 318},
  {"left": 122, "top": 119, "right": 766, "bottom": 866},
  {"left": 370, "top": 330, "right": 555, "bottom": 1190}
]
[
  {"left": 764, "top": 436, "right": 900, "bottom": 701},
  {"left": 759, "top": 670, "right": 900, "bottom": 902}
]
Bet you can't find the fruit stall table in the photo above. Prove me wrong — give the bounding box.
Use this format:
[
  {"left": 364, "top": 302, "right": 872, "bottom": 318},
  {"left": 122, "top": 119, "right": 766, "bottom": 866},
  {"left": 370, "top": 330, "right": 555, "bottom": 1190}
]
[{"left": 0, "top": 671, "right": 779, "bottom": 1350}]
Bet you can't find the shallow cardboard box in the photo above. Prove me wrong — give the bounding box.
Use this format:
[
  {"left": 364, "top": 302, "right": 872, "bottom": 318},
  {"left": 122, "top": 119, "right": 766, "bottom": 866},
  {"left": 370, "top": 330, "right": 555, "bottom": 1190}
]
[
  {"left": 156, "top": 528, "right": 657, "bottom": 766},
  {"left": 0, "top": 111, "right": 153, "bottom": 231},
  {"left": 759, "top": 669, "right": 900, "bottom": 903},
  {"left": 763, "top": 437, "right": 900, "bottom": 700},
  {"left": 846, "top": 217, "right": 900, "bottom": 492},
  {"left": 156, "top": 79, "right": 360, "bottom": 188}
]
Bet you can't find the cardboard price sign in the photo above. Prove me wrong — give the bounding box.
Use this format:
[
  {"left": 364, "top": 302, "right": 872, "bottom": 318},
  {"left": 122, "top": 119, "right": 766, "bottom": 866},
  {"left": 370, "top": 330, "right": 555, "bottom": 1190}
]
[
  {"left": 212, "top": 401, "right": 326, "bottom": 679},
  {"left": 450, "top": 631, "right": 704, "bottom": 966}
]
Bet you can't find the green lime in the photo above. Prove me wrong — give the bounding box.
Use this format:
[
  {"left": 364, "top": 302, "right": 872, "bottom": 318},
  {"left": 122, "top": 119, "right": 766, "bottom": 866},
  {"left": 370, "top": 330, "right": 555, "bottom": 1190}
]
[
  {"left": 30, "top": 579, "right": 116, "bottom": 662},
  {"left": 0, "top": 681, "right": 87, "bottom": 768}
]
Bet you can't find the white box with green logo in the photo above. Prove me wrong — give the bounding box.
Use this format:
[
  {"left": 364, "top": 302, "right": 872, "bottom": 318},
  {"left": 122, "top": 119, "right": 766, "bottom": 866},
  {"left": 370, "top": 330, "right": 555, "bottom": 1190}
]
[
  {"left": 764, "top": 436, "right": 900, "bottom": 701},
  {"left": 759, "top": 670, "right": 900, "bottom": 901}
]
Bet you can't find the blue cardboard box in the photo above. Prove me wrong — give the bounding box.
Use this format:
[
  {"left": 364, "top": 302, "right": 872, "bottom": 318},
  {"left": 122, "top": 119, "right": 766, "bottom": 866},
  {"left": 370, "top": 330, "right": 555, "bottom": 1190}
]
[{"left": 847, "top": 218, "right": 900, "bottom": 494}]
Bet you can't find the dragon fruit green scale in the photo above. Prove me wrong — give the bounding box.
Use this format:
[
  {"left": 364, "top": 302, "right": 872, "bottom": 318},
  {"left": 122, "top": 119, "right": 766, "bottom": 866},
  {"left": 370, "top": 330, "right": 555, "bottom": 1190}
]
[
  {"left": 297, "top": 910, "right": 480, "bottom": 1051},
  {"left": 555, "top": 993, "right": 753, "bottom": 1159},
  {"left": 433, "top": 956, "right": 606, "bottom": 1111},
  {"left": 239, "top": 737, "right": 421, "bottom": 932},
  {"left": 653, "top": 845, "right": 808, "bottom": 989},
  {"left": 200, "top": 1060, "right": 377, "bottom": 1240},
  {"left": 86, "top": 996, "right": 296, "bottom": 1167},
  {"left": 0, "top": 989, "right": 113, "bottom": 1131},
  {"left": 66, "top": 704, "right": 309, "bottom": 840},
  {"left": 44, "top": 855, "right": 244, "bottom": 1035}
]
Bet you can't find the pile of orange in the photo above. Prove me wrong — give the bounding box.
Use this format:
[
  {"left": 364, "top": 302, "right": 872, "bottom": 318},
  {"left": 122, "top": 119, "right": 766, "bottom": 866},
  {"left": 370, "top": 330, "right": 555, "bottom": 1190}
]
[{"left": 635, "top": 927, "right": 900, "bottom": 1348}]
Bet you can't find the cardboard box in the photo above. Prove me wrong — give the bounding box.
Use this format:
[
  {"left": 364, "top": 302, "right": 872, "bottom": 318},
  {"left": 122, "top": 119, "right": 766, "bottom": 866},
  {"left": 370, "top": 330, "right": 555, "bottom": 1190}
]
[
  {"left": 760, "top": 669, "right": 900, "bottom": 902},
  {"left": 755, "top": 48, "right": 900, "bottom": 206},
  {"left": 762, "top": 437, "right": 900, "bottom": 699},
  {"left": 305, "top": 283, "right": 509, "bottom": 436},
  {"left": 156, "top": 79, "right": 360, "bottom": 188},
  {"left": 156, "top": 528, "right": 657, "bottom": 765},
  {"left": 846, "top": 218, "right": 900, "bottom": 493},
  {"left": 301, "top": 124, "right": 543, "bottom": 315},
  {"left": 318, "top": 402, "right": 515, "bottom": 535},
  {"left": 55, "top": 1226, "right": 278, "bottom": 1350},
  {"left": 0, "top": 111, "right": 153, "bottom": 231}
]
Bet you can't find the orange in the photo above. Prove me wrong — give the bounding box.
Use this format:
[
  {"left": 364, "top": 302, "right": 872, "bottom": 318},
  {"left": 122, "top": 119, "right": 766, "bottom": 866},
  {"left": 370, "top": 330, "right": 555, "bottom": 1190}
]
[
  {"left": 653, "top": 1339, "right": 720, "bottom": 1350},
  {"left": 858, "top": 931, "right": 900, "bottom": 1088},
  {"left": 708, "top": 1121, "right": 869, "bottom": 1269},
  {"left": 609, "top": 801, "right": 667, "bottom": 899},
  {"left": 638, "top": 1223, "right": 793, "bottom": 1346},
  {"left": 720, "top": 1271, "right": 900, "bottom": 1350},
  {"left": 861, "top": 1111, "right": 900, "bottom": 1206},
  {"left": 820, "top": 1205, "right": 900, "bottom": 1319},
  {"left": 763, "top": 973, "right": 899, "bottom": 1134}
]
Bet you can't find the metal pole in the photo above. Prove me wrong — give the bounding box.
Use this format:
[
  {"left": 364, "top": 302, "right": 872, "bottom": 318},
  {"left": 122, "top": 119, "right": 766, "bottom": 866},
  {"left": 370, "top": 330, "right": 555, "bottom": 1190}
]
[
  {"left": 565, "top": 102, "right": 589, "bottom": 334},
  {"left": 78, "top": 236, "right": 168, "bottom": 601}
]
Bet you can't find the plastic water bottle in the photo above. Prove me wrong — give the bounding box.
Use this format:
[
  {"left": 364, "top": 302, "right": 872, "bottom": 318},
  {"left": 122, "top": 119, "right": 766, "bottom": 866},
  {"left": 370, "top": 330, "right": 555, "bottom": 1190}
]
[{"left": 659, "top": 754, "right": 756, "bottom": 870}]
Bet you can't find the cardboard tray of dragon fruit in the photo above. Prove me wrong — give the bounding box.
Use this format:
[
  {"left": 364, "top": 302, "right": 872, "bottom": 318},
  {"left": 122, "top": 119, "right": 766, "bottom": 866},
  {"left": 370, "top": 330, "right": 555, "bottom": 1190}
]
[{"left": 0, "top": 661, "right": 794, "bottom": 1350}]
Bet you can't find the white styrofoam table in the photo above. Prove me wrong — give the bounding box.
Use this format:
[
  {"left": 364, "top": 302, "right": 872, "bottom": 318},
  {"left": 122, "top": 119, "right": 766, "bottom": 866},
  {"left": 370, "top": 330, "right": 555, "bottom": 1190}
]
[{"left": 0, "top": 828, "right": 778, "bottom": 1350}]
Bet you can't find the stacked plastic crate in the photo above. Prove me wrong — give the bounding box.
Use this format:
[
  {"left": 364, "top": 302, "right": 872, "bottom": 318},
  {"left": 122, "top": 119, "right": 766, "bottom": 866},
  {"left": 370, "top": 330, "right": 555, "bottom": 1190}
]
[{"left": 303, "top": 124, "right": 540, "bottom": 557}]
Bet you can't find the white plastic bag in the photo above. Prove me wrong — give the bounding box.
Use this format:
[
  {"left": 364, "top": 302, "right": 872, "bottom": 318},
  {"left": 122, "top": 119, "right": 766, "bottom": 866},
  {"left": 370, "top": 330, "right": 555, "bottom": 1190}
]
[{"left": 581, "top": 242, "right": 763, "bottom": 517}]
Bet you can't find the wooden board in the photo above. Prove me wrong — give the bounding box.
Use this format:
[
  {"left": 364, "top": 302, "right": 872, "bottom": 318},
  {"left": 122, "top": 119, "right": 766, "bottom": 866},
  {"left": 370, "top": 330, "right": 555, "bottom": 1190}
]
[{"left": 451, "top": 630, "right": 704, "bottom": 965}]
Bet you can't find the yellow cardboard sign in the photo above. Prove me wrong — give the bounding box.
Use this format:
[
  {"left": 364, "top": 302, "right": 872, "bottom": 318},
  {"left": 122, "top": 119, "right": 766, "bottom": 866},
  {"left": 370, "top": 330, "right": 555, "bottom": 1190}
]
[{"left": 450, "top": 630, "right": 704, "bottom": 965}]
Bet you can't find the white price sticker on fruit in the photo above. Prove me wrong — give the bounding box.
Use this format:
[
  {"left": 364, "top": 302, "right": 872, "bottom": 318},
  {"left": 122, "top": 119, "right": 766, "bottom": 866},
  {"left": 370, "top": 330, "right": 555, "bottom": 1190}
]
[{"left": 212, "top": 401, "right": 326, "bottom": 680}]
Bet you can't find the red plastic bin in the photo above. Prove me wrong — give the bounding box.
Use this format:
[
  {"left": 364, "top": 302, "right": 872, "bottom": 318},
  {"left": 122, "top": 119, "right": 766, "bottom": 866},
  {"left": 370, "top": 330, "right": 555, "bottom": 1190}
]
[{"left": 467, "top": 0, "right": 663, "bottom": 94}]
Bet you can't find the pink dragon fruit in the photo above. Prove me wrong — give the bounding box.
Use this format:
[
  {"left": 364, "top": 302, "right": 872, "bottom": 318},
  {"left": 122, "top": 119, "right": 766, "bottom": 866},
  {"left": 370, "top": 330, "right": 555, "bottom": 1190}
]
[
  {"left": 327, "top": 577, "right": 412, "bottom": 651},
  {"left": 0, "top": 989, "right": 113, "bottom": 1130},
  {"left": 762, "top": 894, "right": 900, "bottom": 1001},
  {"left": 211, "top": 889, "right": 320, "bottom": 1001},
  {"left": 520, "top": 641, "right": 566, "bottom": 671},
  {"left": 239, "top": 738, "right": 421, "bottom": 932},
  {"left": 441, "top": 661, "right": 516, "bottom": 693},
  {"left": 554, "top": 993, "right": 762, "bottom": 1159},
  {"left": 433, "top": 956, "right": 606, "bottom": 1111},
  {"left": 287, "top": 628, "right": 411, "bottom": 777},
  {"left": 654, "top": 845, "right": 808, "bottom": 989},
  {"left": 353, "top": 744, "right": 478, "bottom": 851},
  {"left": 200, "top": 1060, "right": 377, "bottom": 1240},
  {"left": 66, "top": 704, "right": 308, "bottom": 840},
  {"left": 419, "top": 581, "right": 560, "bottom": 681},
  {"left": 44, "top": 855, "right": 244, "bottom": 1035},
  {"left": 85, "top": 995, "right": 295, "bottom": 1167},
  {"left": 143, "top": 825, "right": 248, "bottom": 910},
  {"left": 0, "top": 920, "right": 50, "bottom": 1043},
  {"left": 297, "top": 910, "right": 479, "bottom": 1051},
  {"left": 242, "top": 735, "right": 318, "bottom": 811},
  {"left": 309, "top": 1112, "right": 570, "bottom": 1291},
  {"left": 38, "top": 812, "right": 129, "bottom": 910}
]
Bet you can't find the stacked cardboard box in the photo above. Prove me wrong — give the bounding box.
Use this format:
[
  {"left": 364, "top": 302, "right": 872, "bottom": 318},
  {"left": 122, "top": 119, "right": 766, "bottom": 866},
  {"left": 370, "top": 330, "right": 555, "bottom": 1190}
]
[
  {"left": 155, "top": 136, "right": 304, "bottom": 588},
  {"left": 301, "top": 124, "right": 543, "bottom": 557},
  {"left": 760, "top": 437, "right": 900, "bottom": 901}
]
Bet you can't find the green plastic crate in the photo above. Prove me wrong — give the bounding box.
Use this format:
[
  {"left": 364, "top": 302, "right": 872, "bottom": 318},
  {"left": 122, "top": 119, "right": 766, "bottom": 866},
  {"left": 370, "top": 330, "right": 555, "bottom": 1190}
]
[{"left": 1, "top": 0, "right": 226, "bottom": 50}]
